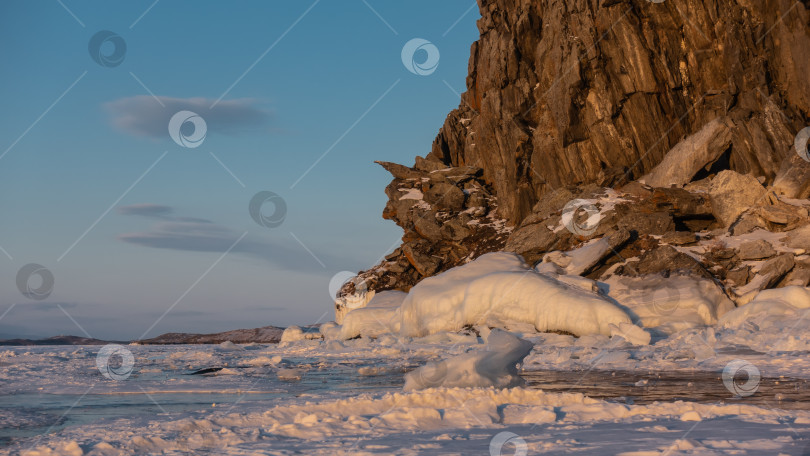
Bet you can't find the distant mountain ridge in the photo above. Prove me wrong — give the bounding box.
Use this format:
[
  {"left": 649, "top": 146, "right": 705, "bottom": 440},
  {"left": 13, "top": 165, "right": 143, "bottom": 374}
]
[
  {"left": 0, "top": 335, "right": 123, "bottom": 346},
  {"left": 0, "top": 325, "right": 285, "bottom": 346},
  {"left": 137, "top": 325, "right": 284, "bottom": 345}
]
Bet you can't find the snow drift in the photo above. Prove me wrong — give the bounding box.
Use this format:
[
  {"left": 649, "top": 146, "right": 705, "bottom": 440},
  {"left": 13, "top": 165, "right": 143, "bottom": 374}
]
[
  {"left": 339, "top": 291, "right": 405, "bottom": 339},
  {"left": 336, "top": 252, "right": 634, "bottom": 340},
  {"left": 719, "top": 286, "right": 810, "bottom": 328},
  {"left": 603, "top": 274, "right": 736, "bottom": 334},
  {"left": 398, "top": 252, "right": 633, "bottom": 338}
]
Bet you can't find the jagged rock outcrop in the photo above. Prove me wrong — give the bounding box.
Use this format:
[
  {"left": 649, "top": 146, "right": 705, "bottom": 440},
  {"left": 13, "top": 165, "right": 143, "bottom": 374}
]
[
  {"left": 336, "top": 161, "right": 511, "bottom": 304},
  {"left": 431, "top": 0, "right": 810, "bottom": 224},
  {"left": 337, "top": 0, "right": 810, "bottom": 312}
]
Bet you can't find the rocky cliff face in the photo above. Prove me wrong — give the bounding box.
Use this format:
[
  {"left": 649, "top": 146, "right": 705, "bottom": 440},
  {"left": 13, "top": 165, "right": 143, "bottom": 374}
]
[
  {"left": 337, "top": 0, "right": 810, "bottom": 309},
  {"left": 433, "top": 0, "right": 810, "bottom": 224}
]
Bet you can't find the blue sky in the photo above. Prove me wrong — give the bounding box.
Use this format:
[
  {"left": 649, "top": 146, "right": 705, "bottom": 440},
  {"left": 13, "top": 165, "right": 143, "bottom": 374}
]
[{"left": 0, "top": 0, "right": 480, "bottom": 339}]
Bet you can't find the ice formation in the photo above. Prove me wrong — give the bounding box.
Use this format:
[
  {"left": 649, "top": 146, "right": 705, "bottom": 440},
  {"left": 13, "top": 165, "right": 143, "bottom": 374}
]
[
  {"left": 337, "top": 252, "right": 635, "bottom": 340},
  {"left": 719, "top": 286, "right": 810, "bottom": 328},
  {"left": 603, "top": 274, "right": 736, "bottom": 334},
  {"left": 404, "top": 329, "right": 534, "bottom": 390}
]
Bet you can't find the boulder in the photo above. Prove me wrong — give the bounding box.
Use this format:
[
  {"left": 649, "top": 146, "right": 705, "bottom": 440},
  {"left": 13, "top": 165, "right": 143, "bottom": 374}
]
[
  {"left": 642, "top": 117, "right": 734, "bottom": 188},
  {"left": 542, "top": 228, "right": 630, "bottom": 276},
  {"left": 729, "top": 211, "right": 769, "bottom": 235},
  {"left": 759, "top": 253, "right": 796, "bottom": 288},
  {"left": 504, "top": 223, "right": 560, "bottom": 264},
  {"left": 620, "top": 181, "right": 654, "bottom": 199},
  {"left": 423, "top": 183, "right": 465, "bottom": 212},
  {"left": 709, "top": 171, "right": 767, "bottom": 227},
  {"left": 619, "top": 245, "right": 709, "bottom": 278},
  {"left": 465, "top": 191, "right": 488, "bottom": 210},
  {"left": 440, "top": 218, "right": 472, "bottom": 241},
  {"left": 738, "top": 239, "right": 777, "bottom": 260},
  {"left": 771, "top": 152, "right": 810, "bottom": 199},
  {"left": 615, "top": 210, "right": 674, "bottom": 236},
  {"left": 759, "top": 202, "right": 803, "bottom": 227},
  {"left": 726, "top": 266, "right": 751, "bottom": 287},
  {"left": 402, "top": 242, "right": 441, "bottom": 276},
  {"left": 684, "top": 177, "right": 713, "bottom": 194},
  {"left": 661, "top": 231, "right": 697, "bottom": 246},
  {"left": 650, "top": 188, "right": 713, "bottom": 217},
  {"left": 413, "top": 211, "right": 443, "bottom": 241},
  {"left": 783, "top": 225, "right": 810, "bottom": 251},
  {"left": 781, "top": 266, "right": 810, "bottom": 287}
]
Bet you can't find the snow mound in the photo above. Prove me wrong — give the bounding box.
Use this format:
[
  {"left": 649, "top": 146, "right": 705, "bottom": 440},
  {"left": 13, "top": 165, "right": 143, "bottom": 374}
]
[
  {"left": 603, "top": 274, "right": 735, "bottom": 334},
  {"left": 339, "top": 291, "right": 406, "bottom": 339},
  {"left": 609, "top": 322, "right": 652, "bottom": 345},
  {"left": 279, "top": 325, "right": 321, "bottom": 344},
  {"left": 404, "top": 329, "right": 533, "bottom": 390},
  {"left": 719, "top": 286, "right": 810, "bottom": 328},
  {"left": 399, "top": 252, "right": 633, "bottom": 337},
  {"left": 367, "top": 290, "right": 408, "bottom": 308},
  {"left": 216, "top": 341, "right": 243, "bottom": 351},
  {"left": 339, "top": 305, "right": 400, "bottom": 340}
]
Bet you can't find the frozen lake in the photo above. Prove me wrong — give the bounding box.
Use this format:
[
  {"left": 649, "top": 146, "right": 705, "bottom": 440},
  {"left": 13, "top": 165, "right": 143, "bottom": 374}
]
[
  {"left": 5, "top": 343, "right": 810, "bottom": 451},
  {"left": 0, "top": 344, "right": 408, "bottom": 448},
  {"left": 4, "top": 329, "right": 810, "bottom": 455}
]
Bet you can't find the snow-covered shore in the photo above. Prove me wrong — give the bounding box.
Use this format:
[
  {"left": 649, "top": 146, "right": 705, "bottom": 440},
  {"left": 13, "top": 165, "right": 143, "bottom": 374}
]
[
  {"left": 6, "top": 252, "right": 810, "bottom": 455},
  {"left": 5, "top": 299, "right": 810, "bottom": 456}
]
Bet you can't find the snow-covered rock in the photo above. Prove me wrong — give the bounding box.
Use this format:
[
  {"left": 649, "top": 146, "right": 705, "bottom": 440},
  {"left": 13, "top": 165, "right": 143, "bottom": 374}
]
[
  {"left": 334, "top": 253, "right": 638, "bottom": 340},
  {"left": 398, "top": 252, "right": 633, "bottom": 338},
  {"left": 334, "top": 288, "right": 375, "bottom": 324},
  {"left": 279, "top": 325, "right": 322, "bottom": 344},
  {"left": 719, "top": 286, "right": 810, "bottom": 328},
  {"left": 339, "top": 291, "right": 405, "bottom": 339},
  {"left": 603, "top": 274, "right": 735, "bottom": 334}
]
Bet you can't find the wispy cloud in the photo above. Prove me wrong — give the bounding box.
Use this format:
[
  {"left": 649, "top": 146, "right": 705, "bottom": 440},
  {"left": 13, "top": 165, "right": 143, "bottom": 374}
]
[
  {"left": 118, "top": 203, "right": 173, "bottom": 218},
  {"left": 118, "top": 205, "right": 351, "bottom": 273},
  {"left": 19, "top": 302, "right": 80, "bottom": 312},
  {"left": 105, "top": 96, "right": 272, "bottom": 138}
]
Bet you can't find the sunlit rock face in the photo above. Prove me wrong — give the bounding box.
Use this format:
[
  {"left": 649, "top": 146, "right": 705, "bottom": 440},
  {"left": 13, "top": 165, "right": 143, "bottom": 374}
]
[
  {"left": 430, "top": 0, "right": 810, "bottom": 224},
  {"left": 342, "top": 0, "right": 810, "bottom": 304}
]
